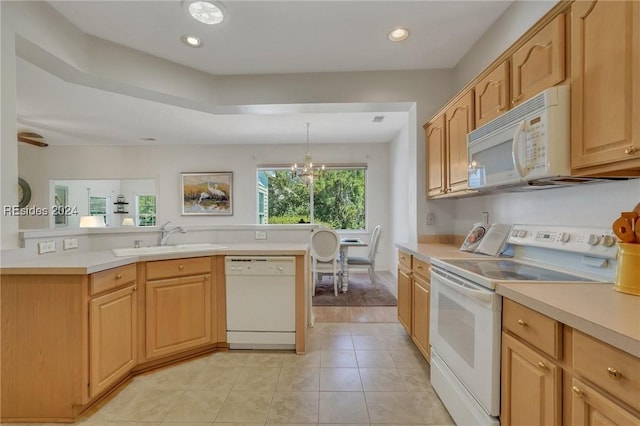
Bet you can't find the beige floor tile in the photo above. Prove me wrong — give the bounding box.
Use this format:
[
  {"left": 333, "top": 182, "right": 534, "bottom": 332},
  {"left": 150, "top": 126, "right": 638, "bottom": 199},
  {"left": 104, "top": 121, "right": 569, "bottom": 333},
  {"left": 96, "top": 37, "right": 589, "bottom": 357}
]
[
  {"left": 308, "top": 334, "right": 354, "bottom": 350},
  {"left": 276, "top": 367, "right": 320, "bottom": 391},
  {"left": 162, "top": 423, "right": 211, "bottom": 426},
  {"left": 245, "top": 352, "right": 287, "bottom": 368},
  {"left": 312, "top": 323, "right": 353, "bottom": 335},
  {"left": 266, "top": 391, "right": 319, "bottom": 424},
  {"left": 190, "top": 366, "right": 243, "bottom": 390},
  {"left": 163, "top": 390, "right": 229, "bottom": 422},
  {"left": 385, "top": 333, "right": 418, "bottom": 350},
  {"left": 412, "top": 391, "right": 455, "bottom": 425},
  {"left": 352, "top": 335, "right": 388, "bottom": 349},
  {"left": 320, "top": 349, "right": 358, "bottom": 367},
  {"left": 375, "top": 322, "right": 406, "bottom": 336},
  {"left": 112, "top": 389, "right": 184, "bottom": 421},
  {"left": 232, "top": 367, "right": 281, "bottom": 391},
  {"left": 350, "top": 322, "right": 383, "bottom": 336},
  {"left": 134, "top": 363, "right": 198, "bottom": 390},
  {"left": 205, "top": 351, "right": 251, "bottom": 367},
  {"left": 281, "top": 350, "right": 321, "bottom": 368},
  {"left": 359, "top": 368, "right": 407, "bottom": 392},
  {"left": 398, "top": 368, "right": 432, "bottom": 393},
  {"left": 319, "top": 368, "right": 363, "bottom": 391},
  {"left": 215, "top": 391, "right": 273, "bottom": 423},
  {"left": 355, "top": 349, "right": 395, "bottom": 368},
  {"left": 389, "top": 350, "right": 429, "bottom": 369},
  {"left": 365, "top": 391, "right": 425, "bottom": 424},
  {"left": 318, "top": 392, "right": 370, "bottom": 424}
]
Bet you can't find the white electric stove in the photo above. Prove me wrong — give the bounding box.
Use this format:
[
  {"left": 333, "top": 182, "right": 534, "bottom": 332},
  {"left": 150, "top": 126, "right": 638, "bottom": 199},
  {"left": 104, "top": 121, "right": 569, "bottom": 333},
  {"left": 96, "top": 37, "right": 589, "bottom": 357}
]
[{"left": 429, "top": 224, "right": 618, "bottom": 426}]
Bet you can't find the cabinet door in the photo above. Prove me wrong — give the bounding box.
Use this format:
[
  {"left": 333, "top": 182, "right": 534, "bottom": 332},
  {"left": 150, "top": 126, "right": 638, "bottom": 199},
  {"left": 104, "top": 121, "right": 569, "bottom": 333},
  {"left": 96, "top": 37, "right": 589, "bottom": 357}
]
[
  {"left": 146, "top": 274, "right": 212, "bottom": 359},
  {"left": 512, "top": 14, "right": 565, "bottom": 106},
  {"left": 571, "top": 0, "right": 640, "bottom": 170},
  {"left": 501, "top": 332, "right": 562, "bottom": 426},
  {"left": 425, "top": 115, "right": 446, "bottom": 197},
  {"left": 445, "top": 90, "right": 474, "bottom": 193},
  {"left": 89, "top": 285, "right": 137, "bottom": 398},
  {"left": 397, "top": 267, "right": 412, "bottom": 334},
  {"left": 411, "top": 274, "right": 430, "bottom": 362},
  {"left": 475, "top": 62, "right": 510, "bottom": 127},
  {"left": 571, "top": 378, "right": 640, "bottom": 426}
]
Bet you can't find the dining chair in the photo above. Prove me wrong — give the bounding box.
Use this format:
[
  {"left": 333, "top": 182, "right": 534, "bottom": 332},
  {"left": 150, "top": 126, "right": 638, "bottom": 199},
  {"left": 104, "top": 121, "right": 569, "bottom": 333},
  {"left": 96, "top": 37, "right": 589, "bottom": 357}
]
[
  {"left": 310, "top": 228, "right": 341, "bottom": 296},
  {"left": 346, "top": 224, "right": 382, "bottom": 286}
]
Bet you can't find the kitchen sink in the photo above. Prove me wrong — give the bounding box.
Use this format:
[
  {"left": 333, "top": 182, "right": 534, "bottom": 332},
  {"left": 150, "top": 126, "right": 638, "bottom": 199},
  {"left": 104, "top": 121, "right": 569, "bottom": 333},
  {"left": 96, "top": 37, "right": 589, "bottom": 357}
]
[{"left": 112, "top": 243, "right": 228, "bottom": 257}]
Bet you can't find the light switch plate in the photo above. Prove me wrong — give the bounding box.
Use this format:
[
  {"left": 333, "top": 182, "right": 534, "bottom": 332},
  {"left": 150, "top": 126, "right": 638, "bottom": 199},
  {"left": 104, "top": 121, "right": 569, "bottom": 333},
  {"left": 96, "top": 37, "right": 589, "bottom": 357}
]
[
  {"left": 255, "top": 231, "right": 267, "bottom": 240},
  {"left": 63, "top": 238, "right": 78, "bottom": 250},
  {"left": 38, "top": 240, "right": 56, "bottom": 254}
]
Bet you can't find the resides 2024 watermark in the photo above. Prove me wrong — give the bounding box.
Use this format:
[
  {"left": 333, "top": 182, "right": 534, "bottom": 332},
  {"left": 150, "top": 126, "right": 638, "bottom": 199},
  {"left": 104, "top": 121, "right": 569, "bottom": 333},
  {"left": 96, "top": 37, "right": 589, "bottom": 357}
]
[{"left": 3, "top": 205, "right": 79, "bottom": 216}]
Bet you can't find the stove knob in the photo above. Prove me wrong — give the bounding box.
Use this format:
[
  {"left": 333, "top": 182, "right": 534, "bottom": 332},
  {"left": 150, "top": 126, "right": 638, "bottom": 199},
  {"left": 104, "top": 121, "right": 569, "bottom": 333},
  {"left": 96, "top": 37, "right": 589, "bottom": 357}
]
[
  {"left": 517, "top": 230, "right": 527, "bottom": 238},
  {"left": 560, "top": 232, "right": 570, "bottom": 243},
  {"left": 602, "top": 235, "right": 616, "bottom": 247},
  {"left": 587, "top": 234, "right": 601, "bottom": 246}
]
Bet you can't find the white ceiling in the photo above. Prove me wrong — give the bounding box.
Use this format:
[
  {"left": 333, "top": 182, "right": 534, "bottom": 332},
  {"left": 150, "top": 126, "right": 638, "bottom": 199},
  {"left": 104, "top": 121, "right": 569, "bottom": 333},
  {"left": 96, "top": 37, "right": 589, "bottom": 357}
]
[{"left": 16, "top": 1, "right": 514, "bottom": 147}]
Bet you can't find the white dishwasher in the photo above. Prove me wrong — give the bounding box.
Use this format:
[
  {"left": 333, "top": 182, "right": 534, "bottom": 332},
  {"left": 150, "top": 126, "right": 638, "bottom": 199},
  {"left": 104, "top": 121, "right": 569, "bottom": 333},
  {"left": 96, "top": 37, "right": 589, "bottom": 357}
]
[{"left": 225, "top": 256, "right": 296, "bottom": 349}]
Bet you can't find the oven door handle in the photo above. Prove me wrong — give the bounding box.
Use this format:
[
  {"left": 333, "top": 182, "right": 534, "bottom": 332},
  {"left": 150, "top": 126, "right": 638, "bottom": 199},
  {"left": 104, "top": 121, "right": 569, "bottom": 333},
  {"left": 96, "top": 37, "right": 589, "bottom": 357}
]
[{"left": 432, "top": 268, "right": 497, "bottom": 306}]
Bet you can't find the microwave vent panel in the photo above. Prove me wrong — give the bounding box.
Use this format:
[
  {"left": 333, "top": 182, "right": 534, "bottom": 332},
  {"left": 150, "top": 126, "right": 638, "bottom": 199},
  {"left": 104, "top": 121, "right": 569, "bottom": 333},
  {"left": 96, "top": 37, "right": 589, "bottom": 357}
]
[{"left": 468, "top": 86, "right": 567, "bottom": 144}]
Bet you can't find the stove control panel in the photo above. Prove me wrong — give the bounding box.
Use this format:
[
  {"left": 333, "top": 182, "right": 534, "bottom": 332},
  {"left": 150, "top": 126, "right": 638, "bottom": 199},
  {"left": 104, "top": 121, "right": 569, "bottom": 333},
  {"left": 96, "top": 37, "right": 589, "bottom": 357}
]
[{"left": 509, "top": 225, "right": 618, "bottom": 259}]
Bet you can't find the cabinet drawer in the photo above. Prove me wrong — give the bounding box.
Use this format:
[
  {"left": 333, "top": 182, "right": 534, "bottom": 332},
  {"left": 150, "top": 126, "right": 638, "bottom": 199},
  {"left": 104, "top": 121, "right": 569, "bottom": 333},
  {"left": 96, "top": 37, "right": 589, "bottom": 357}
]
[
  {"left": 503, "top": 299, "right": 562, "bottom": 359},
  {"left": 146, "top": 257, "right": 211, "bottom": 280},
  {"left": 573, "top": 330, "right": 640, "bottom": 410},
  {"left": 412, "top": 257, "right": 430, "bottom": 280},
  {"left": 90, "top": 263, "right": 137, "bottom": 295},
  {"left": 398, "top": 250, "right": 412, "bottom": 270}
]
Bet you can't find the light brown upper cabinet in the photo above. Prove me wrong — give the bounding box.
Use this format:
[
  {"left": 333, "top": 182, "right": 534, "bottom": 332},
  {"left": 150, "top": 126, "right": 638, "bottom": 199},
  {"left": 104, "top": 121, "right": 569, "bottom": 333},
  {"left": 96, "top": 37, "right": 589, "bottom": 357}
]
[
  {"left": 445, "top": 90, "right": 474, "bottom": 194},
  {"left": 571, "top": 0, "right": 640, "bottom": 174},
  {"left": 511, "top": 14, "right": 565, "bottom": 107},
  {"left": 475, "top": 61, "right": 510, "bottom": 127},
  {"left": 425, "top": 114, "right": 446, "bottom": 197}
]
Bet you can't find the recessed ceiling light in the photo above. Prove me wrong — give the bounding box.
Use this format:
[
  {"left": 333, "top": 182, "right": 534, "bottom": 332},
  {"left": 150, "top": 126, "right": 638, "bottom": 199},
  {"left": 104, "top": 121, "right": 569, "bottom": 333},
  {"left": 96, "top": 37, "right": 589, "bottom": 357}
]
[
  {"left": 181, "top": 35, "right": 202, "bottom": 47},
  {"left": 186, "top": 1, "right": 224, "bottom": 25},
  {"left": 388, "top": 28, "right": 410, "bottom": 42},
  {"left": 373, "top": 116, "right": 385, "bottom": 123}
]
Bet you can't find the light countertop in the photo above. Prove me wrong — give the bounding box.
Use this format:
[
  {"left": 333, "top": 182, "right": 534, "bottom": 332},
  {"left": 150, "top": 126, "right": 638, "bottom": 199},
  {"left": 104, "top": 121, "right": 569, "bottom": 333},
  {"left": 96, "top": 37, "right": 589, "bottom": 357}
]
[
  {"left": 0, "top": 243, "right": 309, "bottom": 275},
  {"left": 396, "top": 241, "right": 640, "bottom": 358}
]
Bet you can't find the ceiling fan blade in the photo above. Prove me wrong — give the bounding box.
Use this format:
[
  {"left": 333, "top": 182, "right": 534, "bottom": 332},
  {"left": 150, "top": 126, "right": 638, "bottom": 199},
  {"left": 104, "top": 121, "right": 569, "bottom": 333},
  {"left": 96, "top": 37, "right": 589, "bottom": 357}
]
[{"left": 17, "top": 132, "right": 48, "bottom": 147}]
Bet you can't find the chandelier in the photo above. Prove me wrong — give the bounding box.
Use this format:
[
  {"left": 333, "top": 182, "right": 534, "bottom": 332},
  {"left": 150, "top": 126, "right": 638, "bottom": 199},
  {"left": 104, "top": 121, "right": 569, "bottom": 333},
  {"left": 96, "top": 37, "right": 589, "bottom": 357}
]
[{"left": 291, "top": 122, "right": 324, "bottom": 184}]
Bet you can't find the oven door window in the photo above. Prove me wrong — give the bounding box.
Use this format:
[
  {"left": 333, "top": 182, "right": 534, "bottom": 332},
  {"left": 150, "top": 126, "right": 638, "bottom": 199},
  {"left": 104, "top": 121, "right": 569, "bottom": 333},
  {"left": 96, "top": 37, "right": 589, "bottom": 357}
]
[{"left": 438, "top": 292, "right": 475, "bottom": 367}]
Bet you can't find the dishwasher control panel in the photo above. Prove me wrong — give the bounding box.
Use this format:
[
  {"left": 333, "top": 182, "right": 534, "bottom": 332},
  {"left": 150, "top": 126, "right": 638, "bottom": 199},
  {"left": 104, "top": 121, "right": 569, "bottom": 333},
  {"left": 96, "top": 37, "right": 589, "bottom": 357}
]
[{"left": 225, "top": 256, "right": 296, "bottom": 276}]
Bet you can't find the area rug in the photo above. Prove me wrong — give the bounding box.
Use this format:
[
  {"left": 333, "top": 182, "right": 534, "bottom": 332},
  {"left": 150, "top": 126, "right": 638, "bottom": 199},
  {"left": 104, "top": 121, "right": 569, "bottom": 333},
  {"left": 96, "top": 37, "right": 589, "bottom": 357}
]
[{"left": 312, "top": 272, "right": 397, "bottom": 306}]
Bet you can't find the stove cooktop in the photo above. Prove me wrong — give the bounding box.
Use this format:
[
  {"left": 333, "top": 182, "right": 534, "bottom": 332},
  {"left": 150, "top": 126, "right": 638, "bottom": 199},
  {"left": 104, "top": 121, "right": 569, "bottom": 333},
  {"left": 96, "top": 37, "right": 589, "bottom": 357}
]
[{"left": 442, "top": 259, "right": 596, "bottom": 282}]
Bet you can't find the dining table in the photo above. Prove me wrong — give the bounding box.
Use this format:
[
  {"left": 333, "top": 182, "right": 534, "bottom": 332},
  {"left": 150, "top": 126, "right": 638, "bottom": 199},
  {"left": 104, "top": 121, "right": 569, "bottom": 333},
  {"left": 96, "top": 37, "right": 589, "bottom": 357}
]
[{"left": 339, "top": 237, "right": 368, "bottom": 293}]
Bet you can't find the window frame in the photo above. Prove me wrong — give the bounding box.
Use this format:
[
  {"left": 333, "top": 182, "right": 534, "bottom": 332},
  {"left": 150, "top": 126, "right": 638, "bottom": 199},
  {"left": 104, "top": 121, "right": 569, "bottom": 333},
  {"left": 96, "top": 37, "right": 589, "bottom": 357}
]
[{"left": 256, "top": 164, "right": 367, "bottom": 231}]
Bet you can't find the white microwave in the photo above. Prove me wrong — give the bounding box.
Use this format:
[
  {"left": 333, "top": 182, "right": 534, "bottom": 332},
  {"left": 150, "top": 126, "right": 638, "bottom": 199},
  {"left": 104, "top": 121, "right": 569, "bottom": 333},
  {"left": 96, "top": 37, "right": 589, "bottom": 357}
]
[{"left": 467, "top": 85, "right": 571, "bottom": 190}]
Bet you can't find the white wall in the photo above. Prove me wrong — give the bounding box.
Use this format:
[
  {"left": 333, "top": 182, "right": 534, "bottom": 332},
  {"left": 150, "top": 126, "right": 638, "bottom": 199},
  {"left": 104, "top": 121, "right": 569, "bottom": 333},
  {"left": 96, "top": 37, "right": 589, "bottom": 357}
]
[{"left": 18, "top": 142, "right": 394, "bottom": 271}]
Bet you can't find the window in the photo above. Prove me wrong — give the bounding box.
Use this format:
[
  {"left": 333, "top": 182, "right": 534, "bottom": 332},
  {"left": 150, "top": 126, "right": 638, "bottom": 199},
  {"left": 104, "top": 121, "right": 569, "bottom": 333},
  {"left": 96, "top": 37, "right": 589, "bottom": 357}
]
[
  {"left": 257, "top": 166, "right": 366, "bottom": 230},
  {"left": 89, "top": 195, "right": 109, "bottom": 226},
  {"left": 136, "top": 194, "right": 156, "bottom": 226}
]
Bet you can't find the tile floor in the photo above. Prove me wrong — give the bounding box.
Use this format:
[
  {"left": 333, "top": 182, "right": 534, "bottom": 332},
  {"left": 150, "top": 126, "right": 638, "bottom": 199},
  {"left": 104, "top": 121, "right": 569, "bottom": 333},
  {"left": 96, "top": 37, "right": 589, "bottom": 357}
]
[{"left": 71, "top": 321, "right": 454, "bottom": 426}]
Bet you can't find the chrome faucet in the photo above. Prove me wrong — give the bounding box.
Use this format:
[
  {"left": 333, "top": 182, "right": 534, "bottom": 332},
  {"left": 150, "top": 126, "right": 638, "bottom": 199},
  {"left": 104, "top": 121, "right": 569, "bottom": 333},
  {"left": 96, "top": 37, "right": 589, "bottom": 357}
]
[{"left": 158, "top": 221, "right": 186, "bottom": 246}]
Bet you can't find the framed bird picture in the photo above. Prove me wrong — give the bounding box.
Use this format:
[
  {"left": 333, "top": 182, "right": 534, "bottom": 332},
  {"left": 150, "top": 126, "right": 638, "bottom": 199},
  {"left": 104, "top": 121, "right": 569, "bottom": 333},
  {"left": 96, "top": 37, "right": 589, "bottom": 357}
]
[{"left": 181, "top": 172, "right": 233, "bottom": 215}]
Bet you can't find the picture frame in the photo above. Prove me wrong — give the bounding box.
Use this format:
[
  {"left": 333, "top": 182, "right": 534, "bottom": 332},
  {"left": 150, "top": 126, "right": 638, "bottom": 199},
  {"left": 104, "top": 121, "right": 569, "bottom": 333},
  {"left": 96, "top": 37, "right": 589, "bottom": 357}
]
[
  {"left": 54, "top": 185, "right": 68, "bottom": 226},
  {"left": 181, "top": 172, "right": 233, "bottom": 215}
]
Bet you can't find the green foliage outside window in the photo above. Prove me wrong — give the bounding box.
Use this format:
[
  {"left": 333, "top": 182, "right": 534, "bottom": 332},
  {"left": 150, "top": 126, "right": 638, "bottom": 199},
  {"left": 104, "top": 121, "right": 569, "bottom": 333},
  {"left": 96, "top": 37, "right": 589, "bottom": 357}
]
[
  {"left": 137, "top": 195, "right": 156, "bottom": 226},
  {"left": 259, "top": 168, "right": 365, "bottom": 230}
]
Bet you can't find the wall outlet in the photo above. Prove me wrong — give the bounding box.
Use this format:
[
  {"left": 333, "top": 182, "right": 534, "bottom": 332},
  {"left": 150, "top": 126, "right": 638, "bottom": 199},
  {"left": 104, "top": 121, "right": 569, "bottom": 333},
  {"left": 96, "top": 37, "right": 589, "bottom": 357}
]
[
  {"left": 426, "top": 212, "right": 435, "bottom": 225},
  {"left": 255, "top": 231, "right": 267, "bottom": 240},
  {"left": 482, "top": 211, "right": 490, "bottom": 225},
  {"left": 63, "top": 238, "right": 78, "bottom": 250},
  {"left": 38, "top": 240, "right": 56, "bottom": 254}
]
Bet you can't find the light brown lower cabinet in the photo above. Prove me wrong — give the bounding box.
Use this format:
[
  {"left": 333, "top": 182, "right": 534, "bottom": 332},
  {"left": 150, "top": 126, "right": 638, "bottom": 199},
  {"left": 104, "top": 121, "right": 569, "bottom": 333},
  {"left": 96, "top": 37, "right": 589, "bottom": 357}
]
[
  {"left": 501, "top": 332, "right": 562, "bottom": 426},
  {"left": 411, "top": 273, "right": 430, "bottom": 362},
  {"left": 145, "top": 274, "right": 212, "bottom": 359},
  {"left": 571, "top": 378, "right": 640, "bottom": 426},
  {"left": 89, "top": 284, "right": 137, "bottom": 398},
  {"left": 397, "top": 265, "right": 412, "bottom": 334}
]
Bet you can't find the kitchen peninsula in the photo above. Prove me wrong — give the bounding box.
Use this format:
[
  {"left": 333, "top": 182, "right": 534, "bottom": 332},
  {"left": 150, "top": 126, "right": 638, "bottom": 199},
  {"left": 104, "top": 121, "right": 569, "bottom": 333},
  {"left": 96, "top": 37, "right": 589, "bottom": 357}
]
[{"left": 1, "top": 243, "right": 309, "bottom": 423}]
